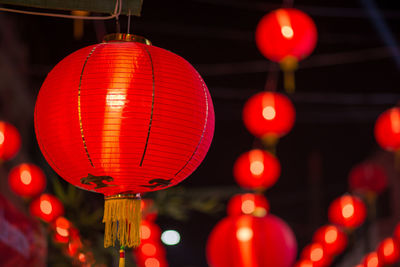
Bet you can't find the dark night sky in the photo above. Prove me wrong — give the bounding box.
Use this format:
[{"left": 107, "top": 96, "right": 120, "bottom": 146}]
[{"left": 2, "top": 0, "right": 400, "bottom": 266}]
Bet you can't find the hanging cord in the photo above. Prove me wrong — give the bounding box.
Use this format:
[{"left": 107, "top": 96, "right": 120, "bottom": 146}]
[
  {"left": 0, "top": 0, "right": 122, "bottom": 20},
  {"left": 264, "top": 63, "right": 279, "bottom": 92},
  {"left": 127, "top": 9, "right": 132, "bottom": 34}
]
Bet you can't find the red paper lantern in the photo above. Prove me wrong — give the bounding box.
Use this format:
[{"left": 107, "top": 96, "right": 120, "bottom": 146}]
[
  {"left": 374, "top": 107, "right": 400, "bottom": 151},
  {"left": 301, "top": 243, "right": 331, "bottom": 267},
  {"left": 377, "top": 237, "right": 400, "bottom": 265},
  {"left": 256, "top": 8, "right": 317, "bottom": 63},
  {"left": 233, "top": 149, "right": 281, "bottom": 190},
  {"left": 313, "top": 225, "right": 348, "bottom": 256},
  {"left": 227, "top": 193, "right": 270, "bottom": 217},
  {"left": 328, "top": 194, "right": 367, "bottom": 228},
  {"left": 243, "top": 92, "right": 295, "bottom": 140},
  {"left": 362, "top": 252, "right": 382, "bottom": 267},
  {"left": 294, "top": 259, "right": 315, "bottom": 267},
  {"left": 52, "top": 216, "right": 72, "bottom": 243},
  {"left": 140, "top": 220, "right": 162, "bottom": 243},
  {"left": 8, "top": 163, "right": 46, "bottom": 198},
  {"left": 206, "top": 214, "right": 297, "bottom": 267},
  {"left": 348, "top": 162, "right": 387, "bottom": 196},
  {"left": 29, "top": 194, "right": 64, "bottom": 223},
  {"left": 0, "top": 121, "right": 21, "bottom": 161},
  {"left": 34, "top": 33, "right": 215, "bottom": 248},
  {"left": 134, "top": 241, "right": 167, "bottom": 266}
]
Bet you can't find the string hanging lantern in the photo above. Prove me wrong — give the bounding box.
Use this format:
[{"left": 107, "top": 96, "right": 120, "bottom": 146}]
[
  {"left": 312, "top": 225, "right": 348, "bottom": 257},
  {"left": 362, "top": 252, "right": 382, "bottom": 267},
  {"left": 227, "top": 193, "right": 270, "bottom": 217},
  {"left": 255, "top": 8, "right": 317, "bottom": 93},
  {"left": 348, "top": 162, "right": 387, "bottom": 197},
  {"left": 328, "top": 194, "right": 367, "bottom": 229},
  {"left": 8, "top": 163, "right": 46, "bottom": 198},
  {"left": 377, "top": 237, "right": 400, "bottom": 265},
  {"left": 300, "top": 243, "right": 332, "bottom": 267},
  {"left": 34, "top": 33, "right": 215, "bottom": 249},
  {"left": 0, "top": 121, "right": 21, "bottom": 161},
  {"left": 29, "top": 193, "right": 64, "bottom": 223},
  {"left": 374, "top": 107, "right": 400, "bottom": 152}
]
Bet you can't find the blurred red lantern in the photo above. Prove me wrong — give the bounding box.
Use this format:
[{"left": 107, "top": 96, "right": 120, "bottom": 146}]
[
  {"left": 328, "top": 195, "right": 367, "bottom": 228},
  {"left": 34, "top": 34, "right": 215, "bottom": 248},
  {"left": 374, "top": 107, "right": 400, "bottom": 152},
  {"left": 134, "top": 241, "right": 167, "bottom": 265},
  {"left": 242, "top": 92, "right": 295, "bottom": 141},
  {"left": 377, "top": 237, "right": 400, "bottom": 265},
  {"left": 255, "top": 8, "right": 317, "bottom": 92},
  {"left": 0, "top": 121, "right": 21, "bottom": 161},
  {"left": 233, "top": 149, "right": 281, "bottom": 190},
  {"left": 206, "top": 214, "right": 297, "bottom": 267},
  {"left": 29, "top": 194, "right": 64, "bottom": 223},
  {"left": 362, "top": 252, "right": 382, "bottom": 267},
  {"left": 52, "top": 216, "right": 72, "bottom": 243},
  {"left": 313, "top": 225, "right": 348, "bottom": 256},
  {"left": 227, "top": 193, "right": 270, "bottom": 217},
  {"left": 8, "top": 163, "right": 46, "bottom": 198},
  {"left": 141, "top": 199, "right": 158, "bottom": 222},
  {"left": 140, "top": 220, "right": 162, "bottom": 243},
  {"left": 349, "top": 162, "right": 387, "bottom": 196},
  {"left": 301, "top": 243, "right": 331, "bottom": 267},
  {"left": 394, "top": 223, "right": 400, "bottom": 242},
  {"left": 294, "top": 259, "right": 315, "bottom": 267}
]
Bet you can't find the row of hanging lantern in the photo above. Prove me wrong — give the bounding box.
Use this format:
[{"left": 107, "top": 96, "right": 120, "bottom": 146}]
[
  {"left": 355, "top": 223, "right": 400, "bottom": 267},
  {"left": 295, "top": 161, "right": 388, "bottom": 267}
]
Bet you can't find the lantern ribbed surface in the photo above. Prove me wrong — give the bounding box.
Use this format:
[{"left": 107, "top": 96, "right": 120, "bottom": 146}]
[{"left": 34, "top": 40, "right": 215, "bottom": 196}]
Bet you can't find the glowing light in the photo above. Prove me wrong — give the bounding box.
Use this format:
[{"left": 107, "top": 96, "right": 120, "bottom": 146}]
[
  {"left": 40, "top": 200, "right": 52, "bottom": 215},
  {"left": 161, "top": 230, "right": 180, "bottom": 245},
  {"left": 236, "top": 227, "right": 253, "bottom": 242},
  {"left": 384, "top": 240, "right": 395, "bottom": 257},
  {"left": 310, "top": 246, "right": 323, "bottom": 262},
  {"left": 250, "top": 161, "right": 264, "bottom": 175},
  {"left": 262, "top": 106, "right": 276, "bottom": 120},
  {"left": 241, "top": 200, "right": 255, "bottom": 214},
  {"left": 78, "top": 253, "right": 86, "bottom": 263},
  {"left": 342, "top": 203, "right": 354, "bottom": 219},
  {"left": 0, "top": 131, "right": 4, "bottom": 145},
  {"left": 324, "top": 227, "right": 338, "bottom": 244},
  {"left": 106, "top": 93, "right": 126, "bottom": 108},
  {"left": 145, "top": 258, "right": 160, "bottom": 267},
  {"left": 20, "top": 170, "right": 32, "bottom": 185},
  {"left": 367, "top": 256, "right": 379, "bottom": 267},
  {"left": 390, "top": 109, "right": 400, "bottom": 134},
  {"left": 142, "top": 243, "right": 157, "bottom": 256},
  {"left": 140, "top": 225, "right": 151, "bottom": 240},
  {"left": 281, "top": 26, "right": 294, "bottom": 39}
]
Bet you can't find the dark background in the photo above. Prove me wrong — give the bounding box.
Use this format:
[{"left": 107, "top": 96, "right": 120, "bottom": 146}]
[{"left": 1, "top": 0, "right": 400, "bottom": 266}]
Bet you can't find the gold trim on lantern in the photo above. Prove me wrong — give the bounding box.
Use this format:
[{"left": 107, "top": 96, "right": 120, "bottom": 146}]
[
  {"left": 104, "top": 193, "right": 141, "bottom": 200},
  {"left": 103, "top": 33, "right": 152, "bottom": 45}
]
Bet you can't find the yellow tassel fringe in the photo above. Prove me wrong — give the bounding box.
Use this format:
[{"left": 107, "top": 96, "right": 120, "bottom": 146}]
[{"left": 103, "top": 195, "right": 141, "bottom": 248}]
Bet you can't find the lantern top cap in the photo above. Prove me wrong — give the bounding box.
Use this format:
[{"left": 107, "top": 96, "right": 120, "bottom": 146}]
[{"left": 103, "top": 33, "right": 152, "bottom": 45}]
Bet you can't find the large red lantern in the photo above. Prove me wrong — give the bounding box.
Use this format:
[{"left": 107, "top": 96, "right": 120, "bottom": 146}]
[
  {"left": 233, "top": 149, "right": 281, "bottom": 190},
  {"left": 313, "top": 225, "right": 348, "bottom": 256},
  {"left": 242, "top": 92, "right": 295, "bottom": 142},
  {"left": 8, "top": 163, "right": 46, "bottom": 198},
  {"left": 255, "top": 8, "right": 317, "bottom": 92},
  {"left": 374, "top": 107, "right": 400, "bottom": 152},
  {"left": 0, "top": 121, "right": 21, "bottom": 161},
  {"left": 328, "top": 195, "right": 367, "bottom": 229},
  {"left": 301, "top": 243, "right": 331, "bottom": 267},
  {"left": 34, "top": 34, "right": 215, "bottom": 248},
  {"left": 29, "top": 193, "right": 64, "bottom": 223},
  {"left": 206, "top": 214, "right": 297, "bottom": 267},
  {"left": 348, "top": 162, "right": 387, "bottom": 196},
  {"left": 227, "top": 193, "right": 270, "bottom": 217},
  {"left": 377, "top": 237, "right": 400, "bottom": 265}
]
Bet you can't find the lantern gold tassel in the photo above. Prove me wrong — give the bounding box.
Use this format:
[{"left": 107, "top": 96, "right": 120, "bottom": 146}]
[
  {"left": 280, "top": 56, "right": 298, "bottom": 94},
  {"left": 103, "top": 194, "right": 141, "bottom": 248},
  {"left": 119, "top": 246, "right": 126, "bottom": 267}
]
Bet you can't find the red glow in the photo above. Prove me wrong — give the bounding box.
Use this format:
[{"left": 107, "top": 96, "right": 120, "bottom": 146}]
[
  {"left": 348, "top": 162, "right": 387, "bottom": 195},
  {"left": 140, "top": 220, "right": 161, "bottom": 242},
  {"left": 377, "top": 237, "right": 400, "bottom": 265},
  {"left": 227, "top": 193, "right": 270, "bottom": 217},
  {"left": 8, "top": 163, "right": 46, "bottom": 198},
  {"left": 301, "top": 243, "right": 331, "bottom": 267},
  {"left": 255, "top": 8, "right": 317, "bottom": 62},
  {"left": 243, "top": 92, "right": 295, "bottom": 139},
  {"left": 374, "top": 107, "right": 400, "bottom": 151},
  {"left": 328, "top": 195, "right": 366, "bottom": 228},
  {"left": 294, "top": 259, "right": 315, "bottom": 267},
  {"left": 313, "top": 225, "right": 348, "bottom": 256},
  {"left": 29, "top": 194, "right": 64, "bottom": 223},
  {"left": 142, "top": 243, "right": 157, "bottom": 256},
  {"left": 34, "top": 40, "right": 215, "bottom": 196},
  {"left": 233, "top": 149, "right": 281, "bottom": 190},
  {"left": 362, "top": 252, "right": 382, "bottom": 267},
  {"left": 0, "top": 121, "right": 21, "bottom": 161}
]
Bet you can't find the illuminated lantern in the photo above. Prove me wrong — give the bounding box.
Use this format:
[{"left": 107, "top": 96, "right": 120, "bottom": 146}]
[
  {"left": 53, "top": 217, "right": 72, "bottom": 243},
  {"left": 134, "top": 241, "right": 168, "bottom": 267},
  {"left": 8, "top": 163, "right": 46, "bottom": 198},
  {"left": 227, "top": 193, "right": 270, "bottom": 217},
  {"left": 294, "top": 259, "right": 315, "bottom": 267},
  {"left": 349, "top": 162, "right": 387, "bottom": 196},
  {"left": 30, "top": 193, "right": 64, "bottom": 223},
  {"left": 233, "top": 149, "right": 281, "bottom": 190},
  {"left": 328, "top": 194, "right": 367, "bottom": 229},
  {"left": 34, "top": 33, "right": 215, "bottom": 249},
  {"left": 243, "top": 92, "right": 295, "bottom": 143},
  {"left": 255, "top": 8, "right": 317, "bottom": 93},
  {"left": 374, "top": 107, "right": 400, "bottom": 152},
  {"left": 0, "top": 121, "right": 21, "bottom": 161},
  {"left": 313, "top": 225, "right": 348, "bottom": 256},
  {"left": 140, "top": 220, "right": 162, "bottom": 243},
  {"left": 362, "top": 252, "right": 382, "bottom": 267},
  {"left": 377, "top": 237, "right": 400, "bottom": 265},
  {"left": 206, "top": 214, "right": 297, "bottom": 267},
  {"left": 301, "top": 243, "right": 331, "bottom": 267}
]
